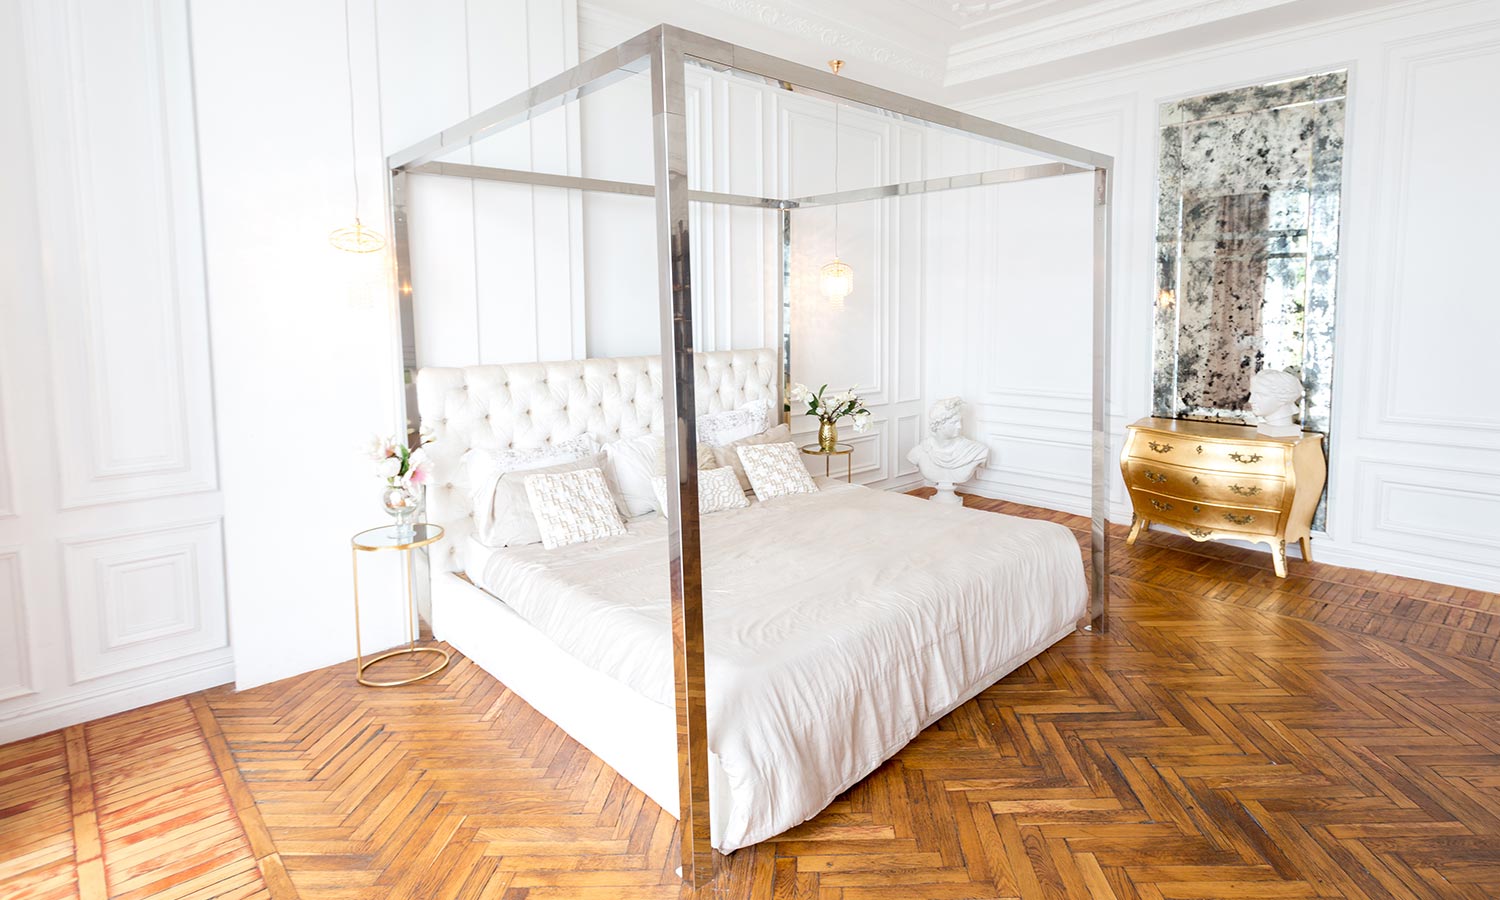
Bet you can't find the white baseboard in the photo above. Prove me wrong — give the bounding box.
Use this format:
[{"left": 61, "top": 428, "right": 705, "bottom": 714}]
[
  {"left": 0, "top": 651, "right": 234, "bottom": 745},
  {"left": 953, "top": 481, "right": 1499, "bottom": 595}
]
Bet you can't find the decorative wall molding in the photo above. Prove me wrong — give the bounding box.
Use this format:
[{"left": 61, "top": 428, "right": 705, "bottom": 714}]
[
  {"left": 946, "top": 0, "right": 1299, "bottom": 84},
  {"left": 0, "top": 549, "right": 33, "bottom": 703},
  {"left": 61, "top": 519, "right": 227, "bottom": 684},
  {"left": 0, "top": 390, "right": 13, "bottom": 520},
  {"left": 1353, "top": 458, "right": 1500, "bottom": 568},
  {"left": 23, "top": 0, "right": 218, "bottom": 509},
  {"left": 1361, "top": 24, "right": 1500, "bottom": 450}
]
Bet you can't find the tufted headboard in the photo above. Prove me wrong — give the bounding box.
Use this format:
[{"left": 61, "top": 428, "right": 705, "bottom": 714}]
[{"left": 416, "top": 348, "right": 779, "bottom": 572}]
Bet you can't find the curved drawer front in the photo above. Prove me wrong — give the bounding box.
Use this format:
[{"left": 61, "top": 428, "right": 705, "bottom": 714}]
[
  {"left": 1126, "top": 430, "right": 1288, "bottom": 476},
  {"left": 1124, "top": 460, "right": 1285, "bottom": 509},
  {"left": 1132, "top": 489, "right": 1284, "bottom": 536}
]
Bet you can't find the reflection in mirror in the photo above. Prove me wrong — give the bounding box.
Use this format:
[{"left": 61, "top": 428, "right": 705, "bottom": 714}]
[{"left": 1153, "top": 72, "right": 1346, "bottom": 444}]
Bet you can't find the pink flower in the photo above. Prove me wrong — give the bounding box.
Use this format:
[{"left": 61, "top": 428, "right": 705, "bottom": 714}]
[{"left": 406, "top": 462, "right": 431, "bottom": 486}]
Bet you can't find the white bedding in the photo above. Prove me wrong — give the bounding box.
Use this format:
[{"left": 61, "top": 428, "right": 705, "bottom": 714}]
[{"left": 469, "top": 481, "right": 1087, "bottom": 852}]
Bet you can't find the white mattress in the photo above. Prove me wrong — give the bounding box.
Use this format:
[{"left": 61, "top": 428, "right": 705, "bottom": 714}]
[{"left": 468, "top": 481, "right": 1087, "bottom": 852}]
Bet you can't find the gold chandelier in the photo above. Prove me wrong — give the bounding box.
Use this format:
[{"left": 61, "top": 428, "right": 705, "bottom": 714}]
[
  {"left": 821, "top": 60, "right": 852, "bottom": 308},
  {"left": 330, "top": 0, "right": 384, "bottom": 254}
]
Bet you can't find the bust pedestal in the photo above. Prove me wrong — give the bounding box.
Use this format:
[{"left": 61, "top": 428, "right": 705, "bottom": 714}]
[{"left": 908, "top": 443, "right": 988, "bottom": 505}]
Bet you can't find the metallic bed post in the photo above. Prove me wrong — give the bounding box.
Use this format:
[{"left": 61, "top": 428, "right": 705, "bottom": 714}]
[
  {"left": 1089, "top": 166, "right": 1113, "bottom": 633},
  {"left": 778, "top": 207, "right": 792, "bottom": 425},
  {"left": 649, "top": 29, "right": 714, "bottom": 889},
  {"left": 390, "top": 170, "right": 419, "bottom": 445}
]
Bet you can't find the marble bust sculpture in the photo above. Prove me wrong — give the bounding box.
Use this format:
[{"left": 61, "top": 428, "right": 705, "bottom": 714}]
[
  {"left": 908, "top": 397, "right": 989, "bottom": 505},
  {"left": 1249, "top": 369, "right": 1305, "bottom": 437}
]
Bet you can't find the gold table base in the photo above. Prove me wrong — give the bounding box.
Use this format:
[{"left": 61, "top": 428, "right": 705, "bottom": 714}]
[
  {"left": 351, "top": 523, "right": 450, "bottom": 688},
  {"left": 357, "top": 645, "right": 451, "bottom": 687}
]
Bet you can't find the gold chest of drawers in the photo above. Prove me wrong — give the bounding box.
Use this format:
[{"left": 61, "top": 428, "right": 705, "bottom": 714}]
[{"left": 1121, "top": 417, "right": 1326, "bottom": 577}]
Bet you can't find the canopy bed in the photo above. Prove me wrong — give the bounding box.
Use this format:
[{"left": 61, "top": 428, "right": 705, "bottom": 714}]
[{"left": 385, "top": 25, "right": 1113, "bottom": 889}]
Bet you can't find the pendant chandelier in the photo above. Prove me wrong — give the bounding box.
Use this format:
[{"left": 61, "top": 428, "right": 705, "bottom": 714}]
[
  {"left": 330, "top": 0, "right": 384, "bottom": 253},
  {"left": 820, "top": 60, "right": 853, "bottom": 309}
]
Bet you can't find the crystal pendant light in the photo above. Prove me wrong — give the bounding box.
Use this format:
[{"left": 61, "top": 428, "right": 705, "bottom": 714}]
[
  {"left": 820, "top": 60, "right": 852, "bottom": 310},
  {"left": 329, "top": 0, "right": 384, "bottom": 253}
]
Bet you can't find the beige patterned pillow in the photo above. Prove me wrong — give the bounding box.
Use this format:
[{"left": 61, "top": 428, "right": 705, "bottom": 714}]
[
  {"left": 736, "top": 441, "right": 818, "bottom": 501},
  {"left": 650, "top": 467, "right": 749, "bottom": 516},
  {"left": 523, "top": 467, "right": 627, "bottom": 549},
  {"left": 710, "top": 423, "right": 792, "bottom": 493}
]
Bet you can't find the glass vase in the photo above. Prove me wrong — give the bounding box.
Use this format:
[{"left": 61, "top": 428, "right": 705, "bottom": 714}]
[
  {"left": 381, "top": 482, "right": 424, "bottom": 542},
  {"left": 818, "top": 419, "right": 839, "bottom": 452}
]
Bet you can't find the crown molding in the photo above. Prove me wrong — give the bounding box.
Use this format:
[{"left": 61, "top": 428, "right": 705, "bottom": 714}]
[{"left": 945, "top": 0, "right": 1297, "bottom": 84}]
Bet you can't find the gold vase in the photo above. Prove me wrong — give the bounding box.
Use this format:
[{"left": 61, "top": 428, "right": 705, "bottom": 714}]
[{"left": 818, "top": 420, "right": 838, "bottom": 452}]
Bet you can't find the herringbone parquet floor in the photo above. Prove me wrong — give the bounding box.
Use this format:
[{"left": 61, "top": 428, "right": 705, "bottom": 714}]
[{"left": 4, "top": 496, "right": 1499, "bottom": 899}]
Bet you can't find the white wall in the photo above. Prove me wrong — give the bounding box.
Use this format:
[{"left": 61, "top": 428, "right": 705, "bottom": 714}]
[
  {"left": 191, "top": 0, "right": 592, "bottom": 690},
  {"left": 945, "top": 0, "right": 1500, "bottom": 592},
  {"left": 192, "top": 0, "right": 404, "bottom": 690},
  {"left": 0, "top": 0, "right": 231, "bottom": 742}
]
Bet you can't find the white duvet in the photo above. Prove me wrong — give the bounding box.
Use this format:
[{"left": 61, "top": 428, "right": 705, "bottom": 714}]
[{"left": 471, "top": 481, "right": 1087, "bottom": 852}]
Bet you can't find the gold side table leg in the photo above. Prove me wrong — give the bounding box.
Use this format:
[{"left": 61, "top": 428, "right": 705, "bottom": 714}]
[{"left": 354, "top": 544, "right": 450, "bottom": 688}]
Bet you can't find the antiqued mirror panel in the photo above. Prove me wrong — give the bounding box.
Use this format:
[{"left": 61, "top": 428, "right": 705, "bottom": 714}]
[{"left": 1153, "top": 71, "right": 1345, "bottom": 440}]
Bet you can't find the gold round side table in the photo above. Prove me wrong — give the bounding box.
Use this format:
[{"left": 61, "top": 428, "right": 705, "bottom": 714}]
[
  {"left": 350, "top": 523, "right": 450, "bottom": 687},
  {"left": 799, "top": 442, "right": 854, "bottom": 482}
]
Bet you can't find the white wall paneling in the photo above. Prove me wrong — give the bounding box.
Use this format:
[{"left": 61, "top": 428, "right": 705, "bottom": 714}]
[
  {"left": 386, "top": 0, "right": 587, "bottom": 370},
  {"left": 62, "top": 521, "right": 228, "bottom": 682},
  {"left": 0, "top": 0, "right": 231, "bottom": 742},
  {"left": 25, "top": 0, "right": 218, "bottom": 509},
  {"left": 951, "top": 0, "right": 1500, "bottom": 590},
  {"left": 0, "top": 549, "right": 32, "bottom": 703}
]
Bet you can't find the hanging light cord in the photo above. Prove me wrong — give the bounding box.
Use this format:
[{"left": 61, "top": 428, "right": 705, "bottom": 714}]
[
  {"left": 831, "top": 63, "right": 840, "bottom": 259},
  {"left": 342, "top": 0, "right": 361, "bottom": 223}
]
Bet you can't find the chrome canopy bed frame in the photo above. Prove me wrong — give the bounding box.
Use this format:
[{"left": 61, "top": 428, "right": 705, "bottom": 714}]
[{"left": 384, "top": 24, "right": 1113, "bottom": 889}]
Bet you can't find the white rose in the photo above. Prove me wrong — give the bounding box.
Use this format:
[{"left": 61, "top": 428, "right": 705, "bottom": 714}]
[
  {"left": 377, "top": 457, "right": 402, "bottom": 478},
  {"left": 852, "top": 416, "right": 870, "bottom": 434}
]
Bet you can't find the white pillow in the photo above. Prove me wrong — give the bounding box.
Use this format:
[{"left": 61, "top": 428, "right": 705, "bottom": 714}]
[
  {"left": 524, "top": 467, "right": 627, "bottom": 550},
  {"left": 736, "top": 441, "right": 818, "bottom": 501},
  {"left": 697, "top": 399, "right": 771, "bottom": 447},
  {"left": 467, "top": 445, "right": 603, "bottom": 547},
  {"left": 709, "top": 423, "right": 791, "bottom": 493},
  {"left": 466, "top": 434, "right": 597, "bottom": 528},
  {"left": 603, "top": 434, "right": 662, "bottom": 518},
  {"left": 651, "top": 467, "right": 750, "bottom": 516}
]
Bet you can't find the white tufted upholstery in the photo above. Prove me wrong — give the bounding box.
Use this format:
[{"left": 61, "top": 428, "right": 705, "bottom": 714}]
[{"left": 417, "top": 349, "right": 779, "bottom": 571}]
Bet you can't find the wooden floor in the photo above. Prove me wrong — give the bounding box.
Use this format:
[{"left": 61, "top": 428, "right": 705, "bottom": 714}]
[{"left": 4, "top": 495, "right": 1499, "bottom": 899}]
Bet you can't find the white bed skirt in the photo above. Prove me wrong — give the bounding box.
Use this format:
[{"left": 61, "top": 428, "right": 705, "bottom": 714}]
[{"left": 432, "top": 569, "right": 1076, "bottom": 851}]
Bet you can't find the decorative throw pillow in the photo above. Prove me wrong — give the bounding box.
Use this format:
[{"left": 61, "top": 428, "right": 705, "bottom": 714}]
[
  {"left": 737, "top": 441, "right": 818, "bottom": 502},
  {"left": 650, "top": 467, "right": 751, "bottom": 516},
  {"left": 466, "top": 433, "right": 597, "bottom": 529},
  {"left": 697, "top": 399, "right": 771, "bottom": 447},
  {"left": 524, "top": 467, "right": 627, "bottom": 549},
  {"left": 709, "top": 423, "right": 792, "bottom": 493},
  {"left": 469, "top": 451, "right": 603, "bottom": 547},
  {"left": 603, "top": 434, "right": 663, "bottom": 518}
]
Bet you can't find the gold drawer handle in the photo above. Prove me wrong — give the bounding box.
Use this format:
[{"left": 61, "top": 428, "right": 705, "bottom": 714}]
[
  {"left": 1147, "top": 441, "right": 1173, "bottom": 454},
  {"left": 1188, "top": 527, "right": 1212, "bottom": 538},
  {"left": 1144, "top": 470, "right": 1167, "bottom": 483},
  {"left": 1229, "top": 484, "right": 1261, "bottom": 496},
  {"left": 1150, "top": 499, "right": 1173, "bottom": 512},
  {"left": 1228, "top": 452, "right": 1263, "bottom": 464},
  {"left": 1223, "top": 512, "right": 1255, "bottom": 525}
]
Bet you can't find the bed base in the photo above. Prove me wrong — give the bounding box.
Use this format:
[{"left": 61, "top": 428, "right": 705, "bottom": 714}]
[{"left": 433, "top": 569, "right": 1077, "bottom": 852}]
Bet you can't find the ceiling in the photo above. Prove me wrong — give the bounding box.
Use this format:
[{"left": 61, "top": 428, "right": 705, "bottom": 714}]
[{"left": 588, "top": 0, "right": 1414, "bottom": 98}]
